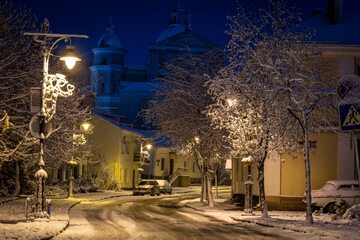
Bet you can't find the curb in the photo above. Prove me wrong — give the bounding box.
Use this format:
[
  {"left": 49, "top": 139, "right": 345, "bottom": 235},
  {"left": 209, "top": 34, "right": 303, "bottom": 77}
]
[
  {"left": 184, "top": 204, "right": 205, "bottom": 212},
  {"left": 47, "top": 193, "right": 133, "bottom": 239},
  {"left": 0, "top": 197, "right": 20, "bottom": 204},
  {"left": 46, "top": 200, "right": 81, "bottom": 240},
  {"left": 231, "top": 217, "right": 311, "bottom": 234}
]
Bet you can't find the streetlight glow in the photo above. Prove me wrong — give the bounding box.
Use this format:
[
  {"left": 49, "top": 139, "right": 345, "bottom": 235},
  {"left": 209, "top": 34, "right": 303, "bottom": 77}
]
[
  {"left": 226, "top": 98, "right": 237, "bottom": 107},
  {"left": 80, "top": 121, "right": 93, "bottom": 133},
  {"left": 145, "top": 143, "right": 152, "bottom": 150},
  {"left": 60, "top": 46, "right": 81, "bottom": 70}
]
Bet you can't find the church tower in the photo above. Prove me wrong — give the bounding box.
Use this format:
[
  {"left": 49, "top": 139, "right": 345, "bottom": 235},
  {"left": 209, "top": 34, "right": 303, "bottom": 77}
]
[{"left": 90, "top": 20, "right": 126, "bottom": 115}]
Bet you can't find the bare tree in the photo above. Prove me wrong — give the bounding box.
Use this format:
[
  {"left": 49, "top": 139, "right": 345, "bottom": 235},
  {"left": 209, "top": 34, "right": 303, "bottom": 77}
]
[
  {"left": 143, "top": 50, "right": 228, "bottom": 207},
  {"left": 208, "top": 0, "right": 336, "bottom": 221}
]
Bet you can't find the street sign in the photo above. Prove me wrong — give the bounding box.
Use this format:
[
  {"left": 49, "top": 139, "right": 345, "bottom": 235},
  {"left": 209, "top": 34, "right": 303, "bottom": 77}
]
[
  {"left": 30, "top": 87, "right": 41, "bottom": 114},
  {"left": 338, "top": 103, "right": 360, "bottom": 131}
]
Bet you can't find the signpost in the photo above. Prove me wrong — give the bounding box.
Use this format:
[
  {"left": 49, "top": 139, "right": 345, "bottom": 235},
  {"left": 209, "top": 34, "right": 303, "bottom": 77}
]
[
  {"left": 338, "top": 74, "right": 360, "bottom": 185},
  {"left": 338, "top": 103, "right": 360, "bottom": 132}
]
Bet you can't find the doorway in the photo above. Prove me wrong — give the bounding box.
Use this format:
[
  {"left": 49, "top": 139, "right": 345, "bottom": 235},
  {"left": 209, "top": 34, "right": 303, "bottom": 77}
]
[{"left": 170, "top": 159, "right": 174, "bottom": 175}]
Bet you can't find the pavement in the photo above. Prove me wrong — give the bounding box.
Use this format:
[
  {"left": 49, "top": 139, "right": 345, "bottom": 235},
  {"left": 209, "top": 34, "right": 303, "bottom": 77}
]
[
  {"left": 1, "top": 186, "right": 359, "bottom": 240},
  {"left": 0, "top": 187, "right": 196, "bottom": 239}
]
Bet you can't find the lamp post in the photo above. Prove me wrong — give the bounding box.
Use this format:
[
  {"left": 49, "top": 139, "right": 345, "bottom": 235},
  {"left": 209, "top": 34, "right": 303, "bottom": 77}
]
[
  {"left": 136, "top": 138, "right": 152, "bottom": 183},
  {"left": 69, "top": 121, "right": 93, "bottom": 198},
  {"left": 25, "top": 32, "right": 88, "bottom": 218},
  {"left": 242, "top": 156, "right": 254, "bottom": 215},
  {"left": 67, "top": 158, "right": 77, "bottom": 198}
]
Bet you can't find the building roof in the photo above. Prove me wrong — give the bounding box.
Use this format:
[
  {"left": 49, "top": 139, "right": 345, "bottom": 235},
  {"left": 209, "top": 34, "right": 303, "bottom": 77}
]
[
  {"left": 97, "top": 24, "right": 123, "bottom": 49},
  {"left": 156, "top": 4, "right": 191, "bottom": 42},
  {"left": 94, "top": 112, "right": 154, "bottom": 138},
  {"left": 152, "top": 30, "right": 220, "bottom": 50},
  {"left": 296, "top": 13, "right": 360, "bottom": 45}
]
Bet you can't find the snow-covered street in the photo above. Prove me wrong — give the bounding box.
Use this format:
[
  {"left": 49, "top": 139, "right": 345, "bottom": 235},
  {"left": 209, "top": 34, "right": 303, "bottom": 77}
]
[{"left": 0, "top": 188, "right": 359, "bottom": 239}]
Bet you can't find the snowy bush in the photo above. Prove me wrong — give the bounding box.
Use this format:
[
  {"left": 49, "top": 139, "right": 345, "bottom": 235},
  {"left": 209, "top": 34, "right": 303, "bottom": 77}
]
[{"left": 342, "top": 204, "right": 360, "bottom": 221}]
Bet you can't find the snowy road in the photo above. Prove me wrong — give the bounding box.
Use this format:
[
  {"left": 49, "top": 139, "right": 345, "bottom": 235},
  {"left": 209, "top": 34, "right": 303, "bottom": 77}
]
[{"left": 53, "top": 194, "right": 305, "bottom": 240}]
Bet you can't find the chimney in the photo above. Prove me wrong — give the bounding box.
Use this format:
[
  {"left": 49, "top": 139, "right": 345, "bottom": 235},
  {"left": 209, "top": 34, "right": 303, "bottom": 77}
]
[{"left": 327, "top": 0, "right": 343, "bottom": 24}]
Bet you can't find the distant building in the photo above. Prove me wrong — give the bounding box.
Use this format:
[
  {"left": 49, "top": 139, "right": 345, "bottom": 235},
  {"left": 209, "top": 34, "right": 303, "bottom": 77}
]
[
  {"left": 90, "top": 4, "right": 219, "bottom": 127},
  {"left": 89, "top": 4, "right": 218, "bottom": 187}
]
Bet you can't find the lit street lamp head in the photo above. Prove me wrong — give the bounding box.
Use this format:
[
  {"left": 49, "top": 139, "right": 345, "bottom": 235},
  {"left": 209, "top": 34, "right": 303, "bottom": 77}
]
[
  {"left": 60, "top": 45, "right": 81, "bottom": 70},
  {"left": 80, "top": 121, "right": 93, "bottom": 133},
  {"left": 145, "top": 143, "right": 152, "bottom": 150}
]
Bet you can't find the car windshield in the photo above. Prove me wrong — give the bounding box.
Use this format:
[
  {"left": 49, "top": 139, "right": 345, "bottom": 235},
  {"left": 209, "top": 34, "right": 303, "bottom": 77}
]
[
  {"left": 138, "top": 181, "right": 155, "bottom": 186},
  {"left": 321, "top": 183, "right": 336, "bottom": 191}
]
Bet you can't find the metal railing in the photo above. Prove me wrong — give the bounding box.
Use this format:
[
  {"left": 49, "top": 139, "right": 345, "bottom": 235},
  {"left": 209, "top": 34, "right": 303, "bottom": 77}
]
[{"left": 168, "top": 168, "right": 189, "bottom": 185}]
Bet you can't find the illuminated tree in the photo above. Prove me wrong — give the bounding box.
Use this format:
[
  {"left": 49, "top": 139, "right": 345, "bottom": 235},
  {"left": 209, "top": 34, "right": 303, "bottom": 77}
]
[
  {"left": 144, "top": 50, "right": 229, "bottom": 207},
  {"left": 208, "top": 0, "right": 336, "bottom": 222}
]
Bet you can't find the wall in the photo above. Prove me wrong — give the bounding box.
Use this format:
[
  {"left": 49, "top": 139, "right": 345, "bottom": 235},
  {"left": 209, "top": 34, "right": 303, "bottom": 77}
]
[
  {"left": 91, "top": 115, "right": 141, "bottom": 189},
  {"left": 280, "top": 133, "right": 338, "bottom": 196}
]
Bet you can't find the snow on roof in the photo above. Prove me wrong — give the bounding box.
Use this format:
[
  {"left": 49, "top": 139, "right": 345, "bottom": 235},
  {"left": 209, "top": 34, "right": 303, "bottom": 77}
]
[
  {"left": 97, "top": 25, "right": 123, "bottom": 49},
  {"left": 156, "top": 24, "right": 188, "bottom": 42},
  {"left": 297, "top": 13, "right": 360, "bottom": 45},
  {"left": 94, "top": 112, "right": 154, "bottom": 138}
]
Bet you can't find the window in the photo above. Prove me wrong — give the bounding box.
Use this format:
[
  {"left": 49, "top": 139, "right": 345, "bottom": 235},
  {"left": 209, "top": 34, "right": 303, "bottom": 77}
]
[
  {"left": 338, "top": 184, "right": 352, "bottom": 190},
  {"left": 121, "top": 136, "right": 129, "bottom": 154},
  {"left": 192, "top": 161, "right": 195, "bottom": 173},
  {"left": 184, "top": 160, "right": 187, "bottom": 168},
  {"left": 161, "top": 158, "right": 165, "bottom": 170},
  {"left": 99, "top": 81, "right": 105, "bottom": 94}
]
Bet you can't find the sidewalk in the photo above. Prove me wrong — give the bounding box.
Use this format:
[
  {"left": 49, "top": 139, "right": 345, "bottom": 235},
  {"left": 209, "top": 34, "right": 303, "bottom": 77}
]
[
  {"left": 183, "top": 195, "right": 360, "bottom": 240},
  {"left": 0, "top": 190, "right": 132, "bottom": 240}
]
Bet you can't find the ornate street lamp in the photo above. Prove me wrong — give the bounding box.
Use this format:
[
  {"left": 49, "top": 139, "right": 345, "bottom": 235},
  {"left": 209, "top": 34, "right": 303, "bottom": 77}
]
[
  {"left": 69, "top": 120, "right": 93, "bottom": 198},
  {"left": 136, "top": 138, "right": 152, "bottom": 183},
  {"left": 24, "top": 32, "right": 88, "bottom": 219}
]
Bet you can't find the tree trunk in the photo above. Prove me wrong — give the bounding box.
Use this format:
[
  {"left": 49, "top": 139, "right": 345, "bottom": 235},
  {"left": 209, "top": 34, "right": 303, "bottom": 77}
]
[
  {"left": 200, "top": 173, "right": 205, "bottom": 203},
  {"left": 12, "top": 160, "right": 20, "bottom": 196},
  {"left": 206, "top": 174, "right": 214, "bottom": 207},
  {"left": 304, "top": 126, "right": 314, "bottom": 224},
  {"left": 204, "top": 174, "right": 208, "bottom": 201},
  {"left": 258, "top": 163, "right": 268, "bottom": 218},
  {"left": 215, "top": 170, "right": 218, "bottom": 197}
]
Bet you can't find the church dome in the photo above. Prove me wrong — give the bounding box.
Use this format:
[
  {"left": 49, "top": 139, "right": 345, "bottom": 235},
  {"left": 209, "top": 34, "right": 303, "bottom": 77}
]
[
  {"left": 156, "top": 4, "right": 191, "bottom": 42},
  {"left": 97, "top": 24, "right": 122, "bottom": 49}
]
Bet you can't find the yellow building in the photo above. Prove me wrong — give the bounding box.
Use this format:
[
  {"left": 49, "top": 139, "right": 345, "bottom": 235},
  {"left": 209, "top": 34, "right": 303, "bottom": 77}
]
[
  {"left": 232, "top": 1, "right": 360, "bottom": 207},
  {"left": 90, "top": 114, "right": 201, "bottom": 189}
]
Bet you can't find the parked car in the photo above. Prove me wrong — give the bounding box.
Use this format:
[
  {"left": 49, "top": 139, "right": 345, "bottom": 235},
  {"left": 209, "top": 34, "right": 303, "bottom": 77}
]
[
  {"left": 133, "top": 179, "right": 161, "bottom": 196},
  {"left": 308, "top": 180, "right": 360, "bottom": 213},
  {"left": 156, "top": 180, "right": 172, "bottom": 194}
]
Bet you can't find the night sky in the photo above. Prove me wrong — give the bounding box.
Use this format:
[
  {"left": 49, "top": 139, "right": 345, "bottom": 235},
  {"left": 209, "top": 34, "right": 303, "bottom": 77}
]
[{"left": 13, "top": 0, "right": 360, "bottom": 65}]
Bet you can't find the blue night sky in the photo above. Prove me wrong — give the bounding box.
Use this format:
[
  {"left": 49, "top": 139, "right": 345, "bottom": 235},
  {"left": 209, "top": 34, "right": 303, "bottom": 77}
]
[{"left": 13, "top": 0, "right": 360, "bottom": 65}]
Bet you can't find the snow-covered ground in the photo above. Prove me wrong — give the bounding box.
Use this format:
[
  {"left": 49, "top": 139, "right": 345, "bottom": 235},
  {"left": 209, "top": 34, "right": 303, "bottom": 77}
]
[
  {"left": 182, "top": 197, "right": 360, "bottom": 240},
  {"left": 1, "top": 189, "right": 359, "bottom": 240}
]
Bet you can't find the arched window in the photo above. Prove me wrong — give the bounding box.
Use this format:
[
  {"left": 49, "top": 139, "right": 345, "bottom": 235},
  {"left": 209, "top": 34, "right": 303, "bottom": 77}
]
[
  {"left": 122, "top": 136, "right": 129, "bottom": 154},
  {"left": 99, "top": 82, "right": 105, "bottom": 94}
]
